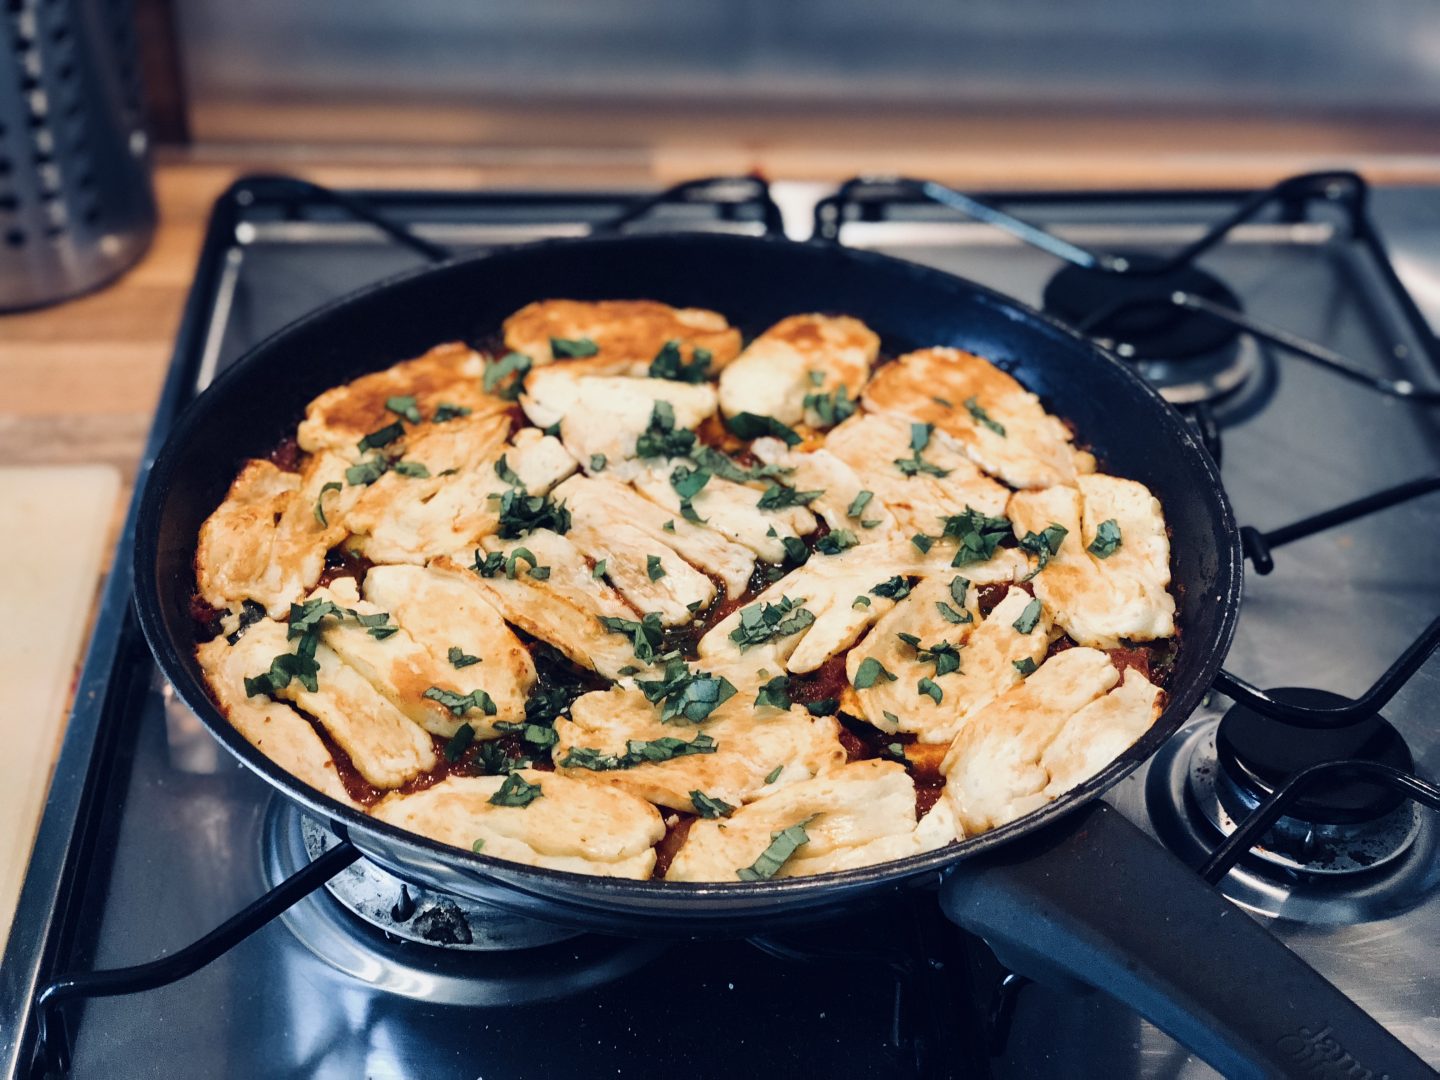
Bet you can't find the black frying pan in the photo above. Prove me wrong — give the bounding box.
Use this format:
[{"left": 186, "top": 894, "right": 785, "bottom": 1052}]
[{"left": 133, "top": 233, "right": 1430, "bottom": 1078}]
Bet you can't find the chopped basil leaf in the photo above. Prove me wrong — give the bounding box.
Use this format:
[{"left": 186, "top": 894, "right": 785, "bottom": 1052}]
[
  {"left": 916, "top": 640, "right": 962, "bottom": 677},
  {"left": 345, "top": 455, "right": 390, "bottom": 486},
  {"left": 910, "top": 422, "right": 933, "bottom": 452},
  {"left": 931, "top": 396, "right": 953, "bottom": 407},
  {"left": 1088, "top": 519, "right": 1123, "bottom": 558},
  {"left": 1013, "top": 657, "right": 1038, "bottom": 676},
  {"left": 871, "top": 575, "right": 912, "bottom": 600},
  {"left": 690, "top": 790, "right": 736, "bottom": 818},
  {"left": 780, "top": 535, "right": 810, "bottom": 564},
  {"left": 356, "top": 421, "right": 404, "bottom": 453},
  {"left": 448, "top": 646, "right": 481, "bottom": 668},
  {"left": 483, "top": 352, "right": 533, "bottom": 399},
  {"left": 648, "top": 340, "right": 710, "bottom": 383},
  {"left": 805, "top": 698, "right": 838, "bottom": 716},
  {"left": 764, "top": 765, "right": 784, "bottom": 784},
  {"left": 736, "top": 818, "right": 814, "bottom": 881},
  {"left": 385, "top": 395, "right": 421, "bottom": 423},
  {"left": 1012, "top": 598, "right": 1044, "bottom": 635},
  {"left": 853, "top": 656, "right": 897, "bottom": 689},
  {"left": 726, "top": 411, "right": 802, "bottom": 447},
  {"left": 493, "top": 454, "right": 523, "bottom": 487},
  {"left": 964, "top": 396, "right": 1006, "bottom": 436},
  {"left": 471, "top": 549, "right": 507, "bottom": 577},
  {"left": 528, "top": 565, "right": 551, "bottom": 580},
  {"left": 753, "top": 675, "right": 792, "bottom": 710},
  {"left": 503, "top": 546, "right": 537, "bottom": 579},
  {"left": 525, "top": 680, "right": 585, "bottom": 724},
  {"left": 313, "top": 481, "right": 342, "bottom": 526},
  {"left": 918, "top": 677, "right": 943, "bottom": 704},
  {"left": 815, "top": 528, "right": 858, "bottom": 556},
  {"left": 592, "top": 558, "right": 607, "bottom": 579},
  {"left": 897, "top": 631, "right": 922, "bottom": 650},
  {"left": 617, "top": 665, "right": 641, "bottom": 676},
  {"left": 802, "top": 384, "right": 857, "bottom": 428},
  {"left": 636, "top": 400, "right": 697, "bottom": 458},
  {"left": 846, "top": 490, "right": 874, "bottom": 519},
  {"left": 471, "top": 839, "right": 485, "bottom": 853},
  {"left": 424, "top": 686, "right": 498, "bottom": 716},
  {"left": 941, "top": 507, "right": 1013, "bottom": 567},
  {"left": 489, "top": 772, "right": 543, "bottom": 807},
  {"left": 550, "top": 336, "right": 599, "bottom": 358},
  {"left": 669, "top": 464, "right": 711, "bottom": 523},
  {"left": 728, "top": 596, "right": 816, "bottom": 650},
  {"left": 561, "top": 732, "right": 717, "bottom": 771},
  {"left": 542, "top": 421, "right": 561, "bottom": 437},
  {"left": 287, "top": 598, "right": 341, "bottom": 639},
  {"left": 852, "top": 594, "right": 871, "bottom": 608},
  {"left": 692, "top": 446, "right": 794, "bottom": 484},
  {"left": 433, "top": 402, "right": 471, "bottom": 423},
  {"left": 756, "top": 483, "right": 823, "bottom": 511},
  {"left": 393, "top": 460, "right": 430, "bottom": 478},
  {"left": 935, "top": 601, "right": 971, "bottom": 624},
  {"left": 636, "top": 656, "right": 739, "bottom": 724},
  {"left": 807, "top": 370, "right": 825, "bottom": 386},
  {"left": 1019, "top": 523, "right": 1069, "bottom": 580},
  {"left": 443, "top": 723, "right": 475, "bottom": 761},
  {"left": 882, "top": 710, "right": 900, "bottom": 726},
  {"left": 589, "top": 453, "right": 607, "bottom": 472},
  {"left": 494, "top": 488, "right": 571, "bottom": 539},
  {"left": 244, "top": 630, "right": 321, "bottom": 696},
  {"left": 950, "top": 576, "right": 970, "bottom": 607},
  {"left": 646, "top": 554, "right": 666, "bottom": 581},
  {"left": 494, "top": 720, "right": 559, "bottom": 750},
  {"left": 663, "top": 520, "right": 676, "bottom": 533},
  {"left": 598, "top": 611, "right": 665, "bottom": 664},
  {"left": 910, "top": 533, "right": 933, "bottom": 554}
]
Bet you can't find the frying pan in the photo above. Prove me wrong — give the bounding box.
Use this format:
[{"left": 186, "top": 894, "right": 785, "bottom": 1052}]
[{"left": 134, "top": 233, "right": 1431, "bottom": 1078}]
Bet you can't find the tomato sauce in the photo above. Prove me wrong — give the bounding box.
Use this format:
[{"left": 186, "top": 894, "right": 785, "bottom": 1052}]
[{"left": 651, "top": 814, "right": 695, "bottom": 879}]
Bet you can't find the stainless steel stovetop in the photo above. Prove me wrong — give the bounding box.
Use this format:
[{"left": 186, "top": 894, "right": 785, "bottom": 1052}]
[{"left": 4, "top": 176, "right": 1438, "bottom": 1080}]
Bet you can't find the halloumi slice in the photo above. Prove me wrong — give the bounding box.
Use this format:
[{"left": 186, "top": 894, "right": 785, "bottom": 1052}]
[
  {"left": 197, "top": 625, "right": 360, "bottom": 807},
  {"left": 449, "top": 531, "right": 647, "bottom": 679},
  {"left": 554, "top": 473, "right": 754, "bottom": 596},
  {"left": 750, "top": 437, "right": 902, "bottom": 544},
  {"left": 667, "top": 760, "right": 950, "bottom": 882},
  {"left": 297, "top": 343, "right": 509, "bottom": 460},
  {"left": 242, "top": 618, "right": 437, "bottom": 789},
  {"left": 521, "top": 367, "right": 717, "bottom": 480},
  {"left": 553, "top": 684, "right": 846, "bottom": 812},
  {"left": 861, "top": 347, "right": 1094, "bottom": 488},
  {"left": 1040, "top": 668, "right": 1161, "bottom": 799},
  {"left": 717, "top": 314, "right": 880, "bottom": 428},
  {"left": 848, "top": 584, "right": 1053, "bottom": 744},
  {"left": 503, "top": 299, "right": 742, "bottom": 374},
  {"left": 348, "top": 427, "right": 577, "bottom": 565},
  {"left": 941, "top": 647, "right": 1158, "bottom": 834},
  {"left": 823, "top": 412, "right": 1009, "bottom": 538},
  {"left": 698, "top": 544, "right": 911, "bottom": 674},
  {"left": 371, "top": 771, "right": 665, "bottom": 879},
  {"left": 632, "top": 465, "right": 816, "bottom": 566},
  {"left": 195, "top": 454, "right": 350, "bottom": 618},
  {"left": 1008, "top": 477, "right": 1175, "bottom": 648}
]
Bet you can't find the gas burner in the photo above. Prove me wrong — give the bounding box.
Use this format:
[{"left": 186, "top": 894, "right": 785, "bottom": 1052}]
[
  {"left": 263, "top": 800, "right": 668, "bottom": 1004},
  {"left": 1041, "top": 252, "right": 1254, "bottom": 404}
]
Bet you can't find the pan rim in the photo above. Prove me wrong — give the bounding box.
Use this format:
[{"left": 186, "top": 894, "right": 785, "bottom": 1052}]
[{"left": 133, "top": 230, "right": 1243, "bottom": 904}]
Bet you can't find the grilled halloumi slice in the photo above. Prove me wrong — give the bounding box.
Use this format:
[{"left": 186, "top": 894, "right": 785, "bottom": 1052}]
[
  {"left": 448, "top": 531, "right": 647, "bottom": 680},
  {"left": 1008, "top": 476, "right": 1175, "bottom": 648},
  {"left": 667, "top": 760, "right": 952, "bottom": 882},
  {"left": 296, "top": 343, "right": 509, "bottom": 460},
  {"left": 555, "top": 472, "right": 720, "bottom": 624},
  {"left": 235, "top": 618, "right": 437, "bottom": 789},
  {"left": 371, "top": 771, "right": 665, "bottom": 879},
  {"left": 716, "top": 314, "right": 879, "bottom": 428},
  {"left": 749, "top": 437, "right": 902, "bottom": 544},
  {"left": 195, "top": 453, "right": 351, "bottom": 618},
  {"left": 347, "top": 427, "right": 577, "bottom": 565},
  {"left": 552, "top": 684, "right": 846, "bottom": 813},
  {"left": 554, "top": 473, "right": 754, "bottom": 596},
  {"left": 848, "top": 584, "right": 1053, "bottom": 745},
  {"left": 521, "top": 367, "right": 717, "bottom": 481},
  {"left": 197, "top": 626, "right": 360, "bottom": 807},
  {"left": 698, "top": 544, "right": 911, "bottom": 674},
  {"left": 823, "top": 412, "right": 1009, "bottom": 537},
  {"left": 941, "top": 647, "right": 1160, "bottom": 834},
  {"left": 632, "top": 465, "right": 816, "bottom": 566},
  {"left": 861, "top": 347, "right": 1094, "bottom": 489},
  {"left": 503, "top": 299, "right": 742, "bottom": 375}
]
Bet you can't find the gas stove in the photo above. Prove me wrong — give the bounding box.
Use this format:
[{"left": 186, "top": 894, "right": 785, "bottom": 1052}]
[{"left": 4, "top": 173, "right": 1438, "bottom": 1080}]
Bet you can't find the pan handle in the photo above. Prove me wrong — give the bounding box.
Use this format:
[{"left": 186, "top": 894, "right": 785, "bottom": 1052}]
[{"left": 939, "top": 802, "right": 1435, "bottom": 1080}]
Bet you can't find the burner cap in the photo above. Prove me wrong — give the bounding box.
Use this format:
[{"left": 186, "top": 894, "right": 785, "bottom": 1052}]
[
  {"left": 1042, "top": 252, "right": 1242, "bottom": 360},
  {"left": 1215, "top": 688, "right": 1415, "bottom": 825}
]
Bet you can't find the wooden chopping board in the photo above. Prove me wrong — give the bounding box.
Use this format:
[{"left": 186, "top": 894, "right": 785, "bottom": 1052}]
[{"left": 0, "top": 465, "right": 120, "bottom": 942}]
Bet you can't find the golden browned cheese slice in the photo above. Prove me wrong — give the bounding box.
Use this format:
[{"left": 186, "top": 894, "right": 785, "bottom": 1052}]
[
  {"left": 503, "top": 299, "right": 742, "bottom": 374},
  {"left": 941, "top": 648, "right": 1160, "bottom": 834},
  {"left": 847, "top": 584, "right": 1054, "bottom": 745},
  {"left": 552, "top": 684, "right": 847, "bottom": 813},
  {"left": 717, "top": 314, "right": 879, "bottom": 428},
  {"left": 296, "top": 343, "right": 511, "bottom": 459},
  {"left": 196, "top": 626, "right": 360, "bottom": 807},
  {"left": 370, "top": 771, "right": 665, "bottom": 878},
  {"left": 862, "top": 347, "right": 1094, "bottom": 489},
  {"left": 1008, "top": 476, "right": 1175, "bottom": 648},
  {"left": 666, "top": 760, "right": 956, "bottom": 882},
  {"left": 195, "top": 453, "right": 349, "bottom": 618}
]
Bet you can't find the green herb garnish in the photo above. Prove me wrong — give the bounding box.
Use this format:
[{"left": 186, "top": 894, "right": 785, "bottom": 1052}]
[
  {"left": 448, "top": 646, "right": 480, "bottom": 668},
  {"left": 636, "top": 400, "right": 697, "bottom": 459},
  {"left": 726, "top": 411, "right": 802, "bottom": 447},
  {"left": 917, "top": 677, "right": 943, "bottom": 704},
  {"left": 1013, "top": 657, "right": 1038, "bottom": 676},
  {"left": 493, "top": 488, "right": 571, "bottom": 539},
  {"left": 871, "top": 576, "right": 912, "bottom": 601},
  {"left": 483, "top": 352, "right": 533, "bottom": 399},
  {"left": 433, "top": 402, "right": 471, "bottom": 423},
  {"left": 736, "top": 818, "right": 815, "bottom": 881},
  {"left": 424, "top": 686, "right": 498, "bottom": 716},
  {"left": 385, "top": 395, "right": 421, "bottom": 423},
  {"left": 443, "top": 723, "right": 475, "bottom": 761},
  {"left": 941, "top": 507, "right": 1013, "bottom": 567},
  {"left": 690, "top": 790, "right": 736, "bottom": 818},
  {"left": 357, "top": 421, "right": 404, "bottom": 453},
  {"left": 393, "top": 460, "right": 429, "bottom": 478},
  {"left": 636, "top": 656, "right": 738, "bottom": 724},
  {"left": 489, "top": 772, "right": 543, "bottom": 807},
  {"left": 847, "top": 490, "right": 874, "bottom": 519},
  {"left": 550, "top": 336, "right": 599, "bottom": 358},
  {"left": 964, "top": 396, "right": 1006, "bottom": 436},
  {"left": 649, "top": 340, "right": 711, "bottom": 383},
  {"left": 1088, "top": 519, "right": 1123, "bottom": 558},
  {"left": 589, "top": 453, "right": 607, "bottom": 473},
  {"left": 728, "top": 596, "right": 815, "bottom": 650},
  {"left": 756, "top": 483, "right": 823, "bottom": 511},
  {"left": 313, "top": 481, "right": 342, "bottom": 526},
  {"left": 597, "top": 611, "right": 665, "bottom": 664},
  {"left": 853, "top": 656, "right": 897, "bottom": 689},
  {"left": 802, "top": 384, "right": 857, "bottom": 427},
  {"left": 815, "top": 529, "right": 858, "bottom": 555},
  {"left": 754, "top": 675, "right": 792, "bottom": 710},
  {"left": 1012, "top": 598, "right": 1044, "bottom": 635}
]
